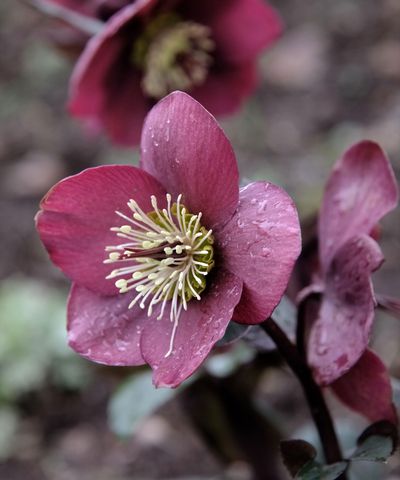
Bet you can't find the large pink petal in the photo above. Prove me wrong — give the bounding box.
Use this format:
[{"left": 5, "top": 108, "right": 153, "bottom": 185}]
[
  {"left": 216, "top": 181, "right": 301, "bottom": 324},
  {"left": 319, "top": 141, "right": 398, "bottom": 272},
  {"left": 308, "top": 235, "right": 384, "bottom": 386},
  {"left": 36, "top": 165, "right": 166, "bottom": 295},
  {"left": 190, "top": 63, "right": 258, "bottom": 117},
  {"left": 331, "top": 349, "right": 397, "bottom": 424},
  {"left": 140, "top": 269, "right": 243, "bottom": 387},
  {"left": 68, "top": 0, "right": 155, "bottom": 145},
  {"left": 68, "top": 23, "right": 124, "bottom": 117},
  {"left": 67, "top": 284, "right": 147, "bottom": 366},
  {"left": 140, "top": 91, "right": 239, "bottom": 228},
  {"left": 101, "top": 70, "right": 151, "bottom": 146},
  {"left": 182, "top": 0, "right": 282, "bottom": 65}
]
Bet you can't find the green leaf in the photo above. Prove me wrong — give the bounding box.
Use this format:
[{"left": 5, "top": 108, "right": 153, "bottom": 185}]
[
  {"left": 216, "top": 322, "right": 250, "bottom": 346},
  {"left": 352, "top": 436, "right": 393, "bottom": 462},
  {"left": 281, "top": 439, "right": 317, "bottom": 476},
  {"left": 242, "top": 325, "right": 274, "bottom": 351},
  {"left": 296, "top": 460, "right": 348, "bottom": 480},
  {"left": 351, "top": 421, "right": 397, "bottom": 463},
  {"left": 272, "top": 295, "right": 297, "bottom": 339},
  {"left": 0, "top": 406, "right": 19, "bottom": 459},
  {"left": 205, "top": 343, "right": 254, "bottom": 378},
  {"left": 391, "top": 376, "right": 400, "bottom": 409},
  {"left": 108, "top": 370, "right": 177, "bottom": 437},
  {"left": 0, "top": 278, "right": 90, "bottom": 400},
  {"left": 348, "top": 460, "right": 387, "bottom": 480},
  {"left": 243, "top": 296, "right": 297, "bottom": 352}
]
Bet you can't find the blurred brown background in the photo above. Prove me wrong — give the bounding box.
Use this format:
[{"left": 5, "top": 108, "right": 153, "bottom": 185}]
[{"left": 0, "top": 1, "right": 400, "bottom": 479}]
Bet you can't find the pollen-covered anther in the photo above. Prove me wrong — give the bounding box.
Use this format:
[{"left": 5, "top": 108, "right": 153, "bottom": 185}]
[{"left": 104, "top": 193, "right": 215, "bottom": 357}]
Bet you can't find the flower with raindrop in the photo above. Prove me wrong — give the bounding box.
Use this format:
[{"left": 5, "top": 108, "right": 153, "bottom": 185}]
[{"left": 36, "top": 91, "right": 300, "bottom": 387}]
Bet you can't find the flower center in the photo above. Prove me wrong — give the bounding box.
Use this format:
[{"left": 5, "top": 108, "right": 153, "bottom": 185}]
[
  {"left": 104, "top": 193, "right": 215, "bottom": 357},
  {"left": 132, "top": 13, "right": 215, "bottom": 99}
]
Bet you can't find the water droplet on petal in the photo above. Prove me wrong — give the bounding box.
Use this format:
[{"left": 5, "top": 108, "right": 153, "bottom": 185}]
[
  {"left": 261, "top": 246, "right": 271, "bottom": 257},
  {"left": 237, "top": 218, "right": 245, "bottom": 228},
  {"left": 255, "top": 220, "right": 271, "bottom": 233},
  {"left": 317, "top": 344, "right": 328, "bottom": 355},
  {"left": 257, "top": 200, "right": 268, "bottom": 213}
]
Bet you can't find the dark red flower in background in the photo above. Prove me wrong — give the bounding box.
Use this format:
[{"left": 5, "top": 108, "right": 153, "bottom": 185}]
[
  {"left": 36, "top": 92, "right": 300, "bottom": 387},
  {"left": 64, "top": 0, "right": 281, "bottom": 145},
  {"left": 301, "top": 141, "right": 398, "bottom": 423}
]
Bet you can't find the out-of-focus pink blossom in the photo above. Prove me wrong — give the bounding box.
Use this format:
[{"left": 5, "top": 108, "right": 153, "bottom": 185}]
[
  {"left": 331, "top": 349, "right": 397, "bottom": 424},
  {"left": 64, "top": 0, "right": 282, "bottom": 145},
  {"left": 306, "top": 141, "right": 398, "bottom": 382}
]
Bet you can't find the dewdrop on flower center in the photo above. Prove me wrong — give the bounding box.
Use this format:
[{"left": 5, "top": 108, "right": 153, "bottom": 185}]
[{"left": 104, "top": 193, "right": 215, "bottom": 357}]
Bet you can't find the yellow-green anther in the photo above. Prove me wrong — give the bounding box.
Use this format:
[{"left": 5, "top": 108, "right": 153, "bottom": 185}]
[
  {"left": 105, "top": 193, "right": 215, "bottom": 358},
  {"left": 131, "top": 13, "right": 215, "bottom": 99}
]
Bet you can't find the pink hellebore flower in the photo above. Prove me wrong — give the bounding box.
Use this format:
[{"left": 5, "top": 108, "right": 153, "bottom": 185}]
[
  {"left": 304, "top": 141, "right": 398, "bottom": 423},
  {"left": 67, "top": 0, "right": 282, "bottom": 145},
  {"left": 36, "top": 92, "right": 301, "bottom": 387}
]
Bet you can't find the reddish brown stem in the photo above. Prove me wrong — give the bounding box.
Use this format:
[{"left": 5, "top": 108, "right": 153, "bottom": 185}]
[{"left": 261, "top": 318, "right": 347, "bottom": 478}]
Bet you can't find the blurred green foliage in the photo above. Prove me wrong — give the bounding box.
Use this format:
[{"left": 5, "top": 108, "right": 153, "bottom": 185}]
[
  {"left": 0, "top": 277, "right": 92, "bottom": 458},
  {"left": 0, "top": 277, "right": 91, "bottom": 401},
  {"left": 0, "top": 405, "right": 19, "bottom": 458},
  {"left": 108, "top": 370, "right": 176, "bottom": 437},
  {"left": 108, "top": 341, "right": 255, "bottom": 438}
]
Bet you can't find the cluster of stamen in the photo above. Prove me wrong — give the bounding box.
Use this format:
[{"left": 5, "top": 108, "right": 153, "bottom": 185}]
[
  {"left": 104, "top": 194, "right": 214, "bottom": 357},
  {"left": 132, "top": 13, "right": 215, "bottom": 99}
]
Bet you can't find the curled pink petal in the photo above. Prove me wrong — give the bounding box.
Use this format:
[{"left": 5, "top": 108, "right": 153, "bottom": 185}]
[
  {"left": 36, "top": 165, "right": 166, "bottom": 295},
  {"left": 308, "top": 234, "right": 384, "bottom": 385},
  {"left": 68, "top": 284, "right": 146, "bottom": 365},
  {"left": 140, "top": 269, "right": 243, "bottom": 388},
  {"left": 319, "top": 141, "right": 398, "bottom": 273},
  {"left": 140, "top": 91, "right": 239, "bottom": 228},
  {"left": 331, "top": 349, "right": 397, "bottom": 424},
  {"left": 217, "top": 181, "right": 301, "bottom": 324}
]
